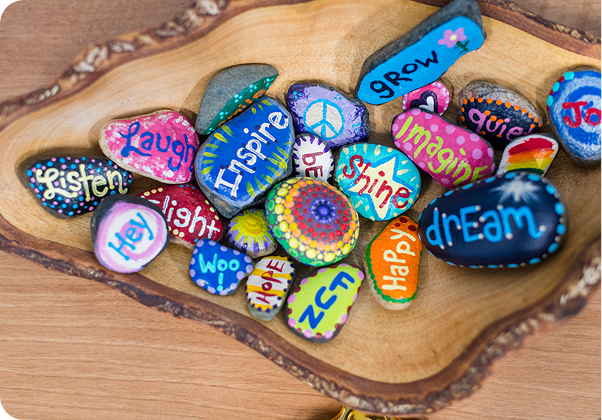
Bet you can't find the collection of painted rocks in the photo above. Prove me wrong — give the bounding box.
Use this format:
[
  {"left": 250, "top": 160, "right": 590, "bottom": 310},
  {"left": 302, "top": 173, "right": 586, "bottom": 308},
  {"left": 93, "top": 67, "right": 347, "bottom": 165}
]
[{"left": 19, "top": 0, "right": 600, "bottom": 343}]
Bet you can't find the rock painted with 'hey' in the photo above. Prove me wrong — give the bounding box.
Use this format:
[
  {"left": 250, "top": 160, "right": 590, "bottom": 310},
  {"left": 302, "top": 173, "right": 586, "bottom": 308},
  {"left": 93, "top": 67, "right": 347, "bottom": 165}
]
[
  {"left": 292, "top": 133, "right": 334, "bottom": 182},
  {"left": 226, "top": 208, "right": 277, "bottom": 259},
  {"left": 417, "top": 172, "right": 568, "bottom": 268},
  {"left": 392, "top": 108, "right": 495, "bottom": 188},
  {"left": 497, "top": 134, "right": 559, "bottom": 176},
  {"left": 284, "top": 263, "right": 364, "bottom": 343},
  {"left": 402, "top": 80, "right": 450, "bottom": 115},
  {"left": 246, "top": 256, "right": 295, "bottom": 321},
  {"left": 335, "top": 143, "right": 421, "bottom": 221}
]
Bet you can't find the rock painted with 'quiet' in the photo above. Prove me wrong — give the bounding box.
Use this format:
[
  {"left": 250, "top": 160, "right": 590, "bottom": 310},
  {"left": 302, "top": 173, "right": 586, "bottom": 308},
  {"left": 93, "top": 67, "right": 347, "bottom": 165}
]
[
  {"left": 402, "top": 80, "right": 450, "bottom": 115},
  {"left": 292, "top": 133, "right": 334, "bottom": 182},
  {"left": 246, "top": 256, "right": 295, "bottom": 321},
  {"left": 226, "top": 208, "right": 277, "bottom": 259},
  {"left": 497, "top": 134, "right": 558, "bottom": 176}
]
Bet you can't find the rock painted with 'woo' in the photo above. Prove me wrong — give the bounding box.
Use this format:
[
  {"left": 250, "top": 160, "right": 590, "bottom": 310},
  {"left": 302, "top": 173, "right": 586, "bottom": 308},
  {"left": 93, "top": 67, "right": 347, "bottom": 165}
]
[
  {"left": 246, "top": 256, "right": 295, "bottom": 321},
  {"left": 497, "top": 134, "right": 559, "bottom": 176},
  {"left": 402, "top": 80, "right": 450, "bottom": 115},
  {"left": 292, "top": 133, "right": 334, "bottom": 182},
  {"left": 226, "top": 208, "right": 277, "bottom": 259}
]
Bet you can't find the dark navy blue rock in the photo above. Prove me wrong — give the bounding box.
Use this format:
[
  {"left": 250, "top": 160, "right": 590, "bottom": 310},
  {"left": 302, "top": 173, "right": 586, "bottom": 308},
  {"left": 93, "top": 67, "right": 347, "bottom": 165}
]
[{"left": 417, "top": 172, "right": 567, "bottom": 268}]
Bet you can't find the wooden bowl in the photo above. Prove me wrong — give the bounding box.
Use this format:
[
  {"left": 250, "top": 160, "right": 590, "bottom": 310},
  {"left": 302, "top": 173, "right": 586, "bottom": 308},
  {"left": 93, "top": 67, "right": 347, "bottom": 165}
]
[{"left": 0, "top": 0, "right": 599, "bottom": 415}]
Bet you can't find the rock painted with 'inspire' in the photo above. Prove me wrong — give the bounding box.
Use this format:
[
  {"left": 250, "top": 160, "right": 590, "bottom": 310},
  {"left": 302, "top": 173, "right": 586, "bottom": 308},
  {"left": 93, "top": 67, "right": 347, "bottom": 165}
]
[
  {"left": 392, "top": 108, "right": 495, "bottom": 188},
  {"left": 402, "top": 80, "right": 450, "bottom": 115},
  {"left": 246, "top": 256, "right": 295, "bottom": 321},
  {"left": 292, "top": 133, "right": 334, "bottom": 182},
  {"left": 226, "top": 208, "right": 277, "bottom": 259},
  {"left": 497, "top": 134, "right": 559, "bottom": 176},
  {"left": 417, "top": 172, "right": 568, "bottom": 268},
  {"left": 335, "top": 143, "right": 421, "bottom": 221},
  {"left": 100, "top": 110, "right": 200, "bottom": 183}
]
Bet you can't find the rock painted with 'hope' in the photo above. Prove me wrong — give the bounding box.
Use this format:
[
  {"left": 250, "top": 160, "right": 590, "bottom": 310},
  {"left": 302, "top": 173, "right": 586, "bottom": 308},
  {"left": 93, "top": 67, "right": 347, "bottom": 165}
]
[
  {"left": 335, "top": 143, "right": 421, "bottom": 221},
  {"left": 195, "top": 96, "right": 294, "bottom": 218},
  {"left": 355, "top": 0, "right": 486, "bottom": 105},
  {"left": 417, "top": 172, "right": 568, "bottom": 268},
  {"left": 402, "top": 80, "right": 450, "bottom": 115},
  {"left": 101, "top": 110, "right": 200, "bottom": 183},
  {"left": 246, "top": 256, "right": 295, "bottom": 321},
  {"left": 392, "top": 108, "right": 495, "bottom": 188},
  {"left": 226, "top": 208, "right": 277, "bottom": 259},
  {"left": 284, "top": 263, "right": 364, "bottom": 343},
  {"left": 292, "top": 133, "right": 334, "bottom": 182},
  {"left": 497, "top": 134, "right": 559, "bottom": 176}
]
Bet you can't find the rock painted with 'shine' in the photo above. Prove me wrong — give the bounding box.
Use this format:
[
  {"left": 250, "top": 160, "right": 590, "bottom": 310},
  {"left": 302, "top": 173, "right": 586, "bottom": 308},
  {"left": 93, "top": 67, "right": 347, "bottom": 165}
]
[
  {"left": 292, "top": 133, "right": 334, "bottom": 182},
  {"left": 497, "top": 134, "right": 559, "bottom": 176},
  {"left": 402, "top": 80, "right": 450, "bottom": 115},
  {"left": 246, "top": 256, "right": 295, "bottom": 321},
  {"left": 392, "top": 108, "right": 495, "bottom": 188},
  {"left": 226, "top": 208, "right": 277, "bottom": 259}
]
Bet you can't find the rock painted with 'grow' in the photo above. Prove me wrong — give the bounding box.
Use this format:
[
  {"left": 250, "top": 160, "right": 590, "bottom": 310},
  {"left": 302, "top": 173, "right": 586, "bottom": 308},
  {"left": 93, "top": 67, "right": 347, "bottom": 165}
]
[
  {"left": 417, "top": 172, "right": 568, "bottom": 268},
  {"left": 246, "top": 256, "right": 295, "bottom": 321}
]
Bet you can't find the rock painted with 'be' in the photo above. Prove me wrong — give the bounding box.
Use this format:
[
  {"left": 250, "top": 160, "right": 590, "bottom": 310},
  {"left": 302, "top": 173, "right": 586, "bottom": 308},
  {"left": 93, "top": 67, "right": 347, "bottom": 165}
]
[
  {"left": 497, "top": 134, "right": 558, "bottom": 176},
  {"left": 246, "top": 256, "right": 295, "bottom": 321},
  {"left": 292, "top": 133, "right": 334, "bottom": 182}
]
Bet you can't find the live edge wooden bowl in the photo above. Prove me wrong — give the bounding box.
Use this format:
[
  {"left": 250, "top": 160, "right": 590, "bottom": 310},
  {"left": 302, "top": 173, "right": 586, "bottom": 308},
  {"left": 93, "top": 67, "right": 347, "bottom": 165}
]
[{"left": 0, "top": 0, "right": 600, "bottom": 416}]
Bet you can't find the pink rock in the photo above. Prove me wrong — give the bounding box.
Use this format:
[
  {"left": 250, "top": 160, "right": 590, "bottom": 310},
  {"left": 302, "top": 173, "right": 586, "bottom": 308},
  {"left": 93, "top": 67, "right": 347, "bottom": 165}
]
[{"left": 401, "top": 81, "right": 450, "bottom": 116}]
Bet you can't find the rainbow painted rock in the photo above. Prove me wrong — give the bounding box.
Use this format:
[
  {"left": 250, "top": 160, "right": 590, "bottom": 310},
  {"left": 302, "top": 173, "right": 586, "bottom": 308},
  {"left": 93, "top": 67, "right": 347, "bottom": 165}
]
[
  {"left": 136, "top": 184, "right": 223, "bottom": 249},
  {"left": 19, "top": 155, "right": 132, "bottom": 219},
  {"left": 284, "top": 263, "right": 363, "bottom": 343},
  {"left": 402, "top": 80, "right": 450, "bottom": 115},
  {"left": 417, "top": 172, "right": 568, "bottom": 268},
  {"left": 392, "top": 108, "right": 495, "bottom": 188},
  {"left": 246, "top": 256, "right": 295, "bottom": 321},
  {"left": 100, "top": 110, "right": 199, "bottom": 183},
  {"left": 265, "top": 177, "right": 360, "bottom": 267},
  {"left": 364, "top": 215, "right": 422, "bottom": 310},
  {"left": 226, "top": 208, "right": 277, "bottom": 259},
  {"left": 335, "top": 143, "right": 421, "bottom": 221},
  {"left": 292, "top": 133, "right": 334, "bottom": 182},
  {"left": 91, "top": 195, "right": 169, "bottom": 273},
  {"left": 497, "top": 134, "right": 559, "bottom": 176}
]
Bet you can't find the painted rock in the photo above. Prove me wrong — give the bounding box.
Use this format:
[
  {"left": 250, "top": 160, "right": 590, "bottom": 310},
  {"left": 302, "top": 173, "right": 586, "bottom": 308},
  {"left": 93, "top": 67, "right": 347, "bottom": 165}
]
[
  {"left": 497, "top": 134, "right": 559, "bottom": 176},
  {"left": 284, "top": 263, "right": 364, "bottom": 343},
  {"left": 458, "top": 82, "right": 542, "bottom": 149},
  {"left": 335, "top": 143, "right": 421, "bottom": 221},
  {"left": 417, "top": 172, "right": 568, "bottom": 268},
  {"left": 286, "top": 83, "right": 370, "bottom": 148},
  {"left": 195, "top": 64, "right": 279, "bottom": 135},
  {"left": 195, "top": 96, "right": 294, "bottom": 218},
  {"left": 364, "top": 215, "right": 422, "bottom": 310},
  {"left": 189, "top": 239, "right": 254, "bottom": 295},
  {"left": 246, "top": 256, "right": 295, "bottom": 321},
  {"left": 136, "top": 184, "right": 223, "bottom": 248},
  {"left": 547, "top": 69, "right": 601, "bottom": 166},
  {"left": 392, "top": 108, "right": 495, "bottom": 188},
  {"left": 355, "top": 0, "right": 486, "bottom": 105},
  {"left": 226, "top": 208, "right": 277, "bottom": 259},
  {"left": 402, "top": 80, "right": 450, "bottom": 115},
  {"left": 292, "top": 133, "right": 334, "bottom": 182},
  {"left": 19, "top": 155, "right": 132, "bottom": 219},
  {"left": 265, "top": 177, "right": 360, "bottom": 267},
  {"left": 100, "top": 110, "right": 200, "bottom": 183},
  {"left": 90, "top": 195, "right": 169, "bottom": 273}
]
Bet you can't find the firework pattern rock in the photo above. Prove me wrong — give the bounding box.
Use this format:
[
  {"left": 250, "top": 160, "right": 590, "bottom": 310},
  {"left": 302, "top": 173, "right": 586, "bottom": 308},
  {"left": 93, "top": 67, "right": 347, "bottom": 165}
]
[
  {"left": 246, "top": 256, "right": 295, "bottom": 321},
  {"left": 497, "top": 134, "right": 559, "bottom": 176},
  {"left": 226, "top": 208, "right": 277, "bottom": 259},
  {"left": 292, "top": 133, "right": 334, "bottom": 182},
  {"left": 402, "top": 80, "right": 450, "bottom": 115}
]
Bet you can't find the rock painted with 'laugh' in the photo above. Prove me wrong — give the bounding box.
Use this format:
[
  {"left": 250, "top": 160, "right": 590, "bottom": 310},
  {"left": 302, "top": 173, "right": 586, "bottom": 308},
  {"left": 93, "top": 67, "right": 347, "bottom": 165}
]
[
  {"left": 226, "top": 208, "right": 277, "bottom": 259},
  {"left": 497, "top": 134, "right": 558, "bottom": 176},
  {"left": 292, "top": 133, "right": 334, "bottom": 182},
  {"left": 246, "top": 256, "right": 295, "bottom": 321},
  {"left": 402, "top": 80, "right": 450, "bottom": 115}
]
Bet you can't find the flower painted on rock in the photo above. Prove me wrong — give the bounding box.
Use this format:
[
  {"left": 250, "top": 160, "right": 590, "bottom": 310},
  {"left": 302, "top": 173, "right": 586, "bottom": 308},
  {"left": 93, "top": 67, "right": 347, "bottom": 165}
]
[{"left": 438, "top": 27, "right": 467, "bottom": 48}]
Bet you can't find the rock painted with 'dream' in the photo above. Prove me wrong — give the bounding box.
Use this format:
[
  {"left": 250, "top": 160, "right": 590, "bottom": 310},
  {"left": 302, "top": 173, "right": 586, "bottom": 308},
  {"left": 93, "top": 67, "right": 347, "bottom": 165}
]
[
  {"left": 246, "top": 256, "right": 295, "bottom": 321},
  {"left": 226, "top": 208, "right": 277, "bottom": 259},
  {"left": 402, "top": 80, "right": 450, "bottom": 115},
  {"left": 497, "top": 134, "right": 558, "bottom": 176},
  {"left": 292, "top": 133, "right": 334, "bottom": 182}
]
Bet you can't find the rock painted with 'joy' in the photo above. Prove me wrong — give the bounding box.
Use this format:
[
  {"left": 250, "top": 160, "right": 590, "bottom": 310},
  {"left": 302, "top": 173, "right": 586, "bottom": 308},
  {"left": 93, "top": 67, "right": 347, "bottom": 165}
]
[
  {"left": 284, "top": 263, "right": 364, "bottom": 343},
  {"left": 402, "top": 80, "right": 450, "bottom": 115},
  {"left": 417, "top": 172, "right": 568, "bottom": 268},
  {"left": 392, "top": 108, "right": 495, "bottom": 188},
  {"left": 292, "top": 133, "right": 334, "bottom": 182},
  {"left": 226, "top": 208, "right": 277, "bottom": 259},
  {"left": 246, "top": 256, "right": 295, "bottom": 321},
  {"left": 335, "top": 143, "right": 421, "bottom": 221},
  {"left": 497, "top": 134, "right": 558, "bottom": 176}
]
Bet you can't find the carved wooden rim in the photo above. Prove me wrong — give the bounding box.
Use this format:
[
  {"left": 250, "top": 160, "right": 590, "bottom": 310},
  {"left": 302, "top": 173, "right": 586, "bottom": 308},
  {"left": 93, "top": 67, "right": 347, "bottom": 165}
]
[{"left": 0, "top": 0, "right": 600, "bottom": 415}]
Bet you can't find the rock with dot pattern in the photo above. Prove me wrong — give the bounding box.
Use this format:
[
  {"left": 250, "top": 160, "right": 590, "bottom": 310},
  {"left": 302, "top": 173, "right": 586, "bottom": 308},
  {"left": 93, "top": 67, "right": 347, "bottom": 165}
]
[{"left": 246, "top": 256, "right": 295, "bottom": 321}]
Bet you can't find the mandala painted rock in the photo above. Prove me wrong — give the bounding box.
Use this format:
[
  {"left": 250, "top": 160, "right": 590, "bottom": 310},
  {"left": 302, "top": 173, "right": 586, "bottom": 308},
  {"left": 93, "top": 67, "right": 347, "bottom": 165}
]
[
  {"left": 284, "top": 263, "right": 364, "bottom": 343},
  {"left": 226, "top": 208, "right": 277, "bottom": 259},
  {"left": 417, "top": 172, "right": 568, "bottom": 268},
  {"left": 100, "top": 110, "right": 200, "bottom": 183},
  {"left": 355, "top": 0, "right": 486, "bottom": 105},
  {"left": 246, "top": 256, "right": 295, "bottom": 321},
  {"left": 335, "top": 143, "right": 421, "bottom": 221},
  {"left": 365, "top": 215, "right": 422, "bottom": 310},
  {"left": 195, "top": 64, "right": 279, "bottom": 135},
  {"left": 19, "top": 155, "right": 132, "bottom": 219},
  {"left": 402, "top": 80, "right": 450, "bottom": 115},
  {"left": 265, "top": 177, "right": 360, "bottom": 267},
  {"left": 547, "top": 69, "right": 601, "bottom": 166},
  {"left": 91, "top": 195, "right": 169, "bottom": 273},
  {"left": 458, "top": 81, "right": 542, "bottom": 149},
  {"left": 136, "top": 184, "right": 223, "bottom": 248},
  {"left": 497, "top": 134, "right": 559, "bottom": 176},
  {"left": 292, "top": 133, "right": 334, "bottom": 182},
  {"left": 286, "top": 83, "right": 370, "bottom": 148},
  {"left": 392, "top": 108, "right": 495, "bottom": 188},
  {"left": 189, "top": 240, "right": 254, "bottom": 295},
  {"left": 195, "top": 96, "right": 294, "bottom": 218}
]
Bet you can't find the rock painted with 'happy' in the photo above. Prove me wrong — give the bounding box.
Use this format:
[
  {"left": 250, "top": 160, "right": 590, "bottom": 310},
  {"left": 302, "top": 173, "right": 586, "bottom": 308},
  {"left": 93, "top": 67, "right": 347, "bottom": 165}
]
[
  {"left": 497, "top": 134, "right": 559, "bottom": 176},
  {"left": 226, "top": 208, "right": 277, "bottom": 259},
  {"left": 417, "top": 172, "right": 568, "bottom": 268},
  {"left": 292, "top": 133, "right": 334, "bottom": 182},
  {"left": 402, "top": 80, "right": 450, "bottom": 115},
  {"left": 335, "top": 143, "right": 421, "bottom": 221},
  {"left": 246, "top": 256, "right": 295, "bottom": 321}
]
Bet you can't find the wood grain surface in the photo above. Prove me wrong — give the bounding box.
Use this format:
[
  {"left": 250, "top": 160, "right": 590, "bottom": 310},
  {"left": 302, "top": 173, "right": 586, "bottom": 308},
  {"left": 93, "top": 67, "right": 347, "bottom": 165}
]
[{"left": 0, "top": 1, "right": 600, "bottom": 419}]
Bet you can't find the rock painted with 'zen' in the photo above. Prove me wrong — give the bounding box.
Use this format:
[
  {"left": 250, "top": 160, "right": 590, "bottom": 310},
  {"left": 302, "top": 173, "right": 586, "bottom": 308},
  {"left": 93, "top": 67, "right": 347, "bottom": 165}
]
[
  {"left": 284, "top": 263, "right": 364, "bottom": 343},
  {"left": 355, "top": 0, "right": 486, "bottom": 105},
  {"left": 402, "top": 80, "right": 450, "bottom": 115},
  {"left": 392, "top": 108, "right": 495, "bottom": 188},
  {"left": 246, "top": 256, "right": 295, "bottom": 321},
  {"left": 458, "top": 81, "right": 542, "bottom": 149},
  {"left": 195, "top": 64, "right": 279, "bottom": 135},
  {"left": 335, "top": 143, "right": 421, "bottom": 221},
  {"left": 417, "top": 172, "right": 568, "bottom": 268},
  {"left": 195, "top": 96, "right": 294, "bottom": 218},
  {"left": 226, "top": 208, "right": 277, "bottom": 259},
  {"left": 547, "top": 69, "right": 601, "bottom": 166},
  {"left": 91, "top": 195, "right": 169, "bottom": 273},
  {"left": 136, "top": 184, "right": 223, "bottom": 249},
  {"left": 19, "top": 155, "right": 132, "bottom": 219},
  {"left": 292, "top": 133, "right": 334, "bottom": 182},
  {"left": 286, "top": 83, "right": 370, "bottom": 148},
  {"left": 189, "top": 240, "right": 254, "bottom": 295},
  {"left": 497, "top": 134, "right": 559, "bottom": 176},
  {"left": 265, "top": 177, "right": 360, "bottom": 267}
]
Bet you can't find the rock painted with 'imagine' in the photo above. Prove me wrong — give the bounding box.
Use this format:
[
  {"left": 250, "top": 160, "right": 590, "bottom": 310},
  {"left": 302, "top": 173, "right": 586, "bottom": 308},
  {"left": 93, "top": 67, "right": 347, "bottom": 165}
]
[
  {"left": 246, "top": 256, "right": 295, "bottom": 321},
  {"left": 402, "top": 80, "right": 450, "bottom": 115},
  {"left": 292, "top": 133, "right": 334, "bottom": 182},
  {"left": 497, "top": 134, "right": 559, "bottom": 176},
  {"left": 226, "top": 208, "right": 277, "bottom": 259}
]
